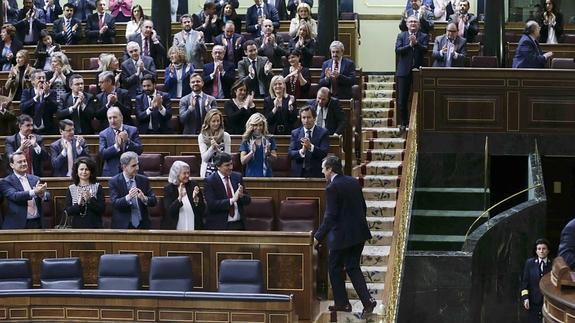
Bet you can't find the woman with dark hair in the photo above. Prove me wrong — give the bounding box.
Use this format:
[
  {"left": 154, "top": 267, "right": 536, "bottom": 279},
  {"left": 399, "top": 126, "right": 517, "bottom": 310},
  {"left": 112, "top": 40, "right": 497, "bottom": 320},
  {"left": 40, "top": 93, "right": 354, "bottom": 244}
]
[
  {"left": 162, "top": 161, "right": 205, "bottom": 230},
  {"left": 224, "top": 80, "right": 256, "bottom": 135},
  {"left": 288, "top": 21, "right": 316, "bottom": 68},
  {"left": 539, "top": 0, "right": 563, "bottom": 43},
  {"left": 64, "top": 157, "right": 105, "bottom": 229},
  {"left": 198, "top": 109, "right": 231, "bottom": 178},
  {"left": 282, "top": 49, "right": 311, "bottom": 99},
  {"left": 195, "top": 2, "right": 223, "bottom": 43},
  {"left": 220, "top": 2, "right": 241, "bottom": 33},
  {"left": 240, "top": 113, "right": 277, "bottom": 177},
  {"left": 264, "top": 75, "right": 298, "bottom": 135},
  {"left": 521, "top": 238, "right": 552, "bottom": 323},
  {"left": 0, "top": 24, "right": 22, "bottom": 71},
  {"left": 34, "top": 30, "right": 61, "bottom": 71},
  {"left": 125, "top": 4, "right": 147, "bottom": 40},
  {"left": 109, "top": 0, "right": 132, "bottom": 22},
  {"left": 4, "top": 49, "right": 33, "bottom": 101}
]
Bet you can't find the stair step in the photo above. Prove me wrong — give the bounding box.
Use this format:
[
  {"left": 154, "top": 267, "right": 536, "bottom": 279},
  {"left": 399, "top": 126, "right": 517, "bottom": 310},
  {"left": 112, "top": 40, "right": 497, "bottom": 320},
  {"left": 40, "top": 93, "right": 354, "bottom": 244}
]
[
  {"left": 365, "top": 82, "right": 394, "bottom": 90},
  {"left": 414, "top": 187, "right": 489, "bottom": 210},
  {"left": 317, "top": 301, "right": 384, "bottom": 323},
  {"left": 365, "top": 137, "right": 406, "bottom": 150},
  {"left": 362, "top": 127, "right": 403, "bottom": 139},
  {"left": 363, "top": 187, "right": 398, "bottom": 200},
  {"left": 408, "top": 234, "right": 466, "bottom": 251},
  {"left": 412, "top": 210, "right": 483, "bottom": 217},
  {"left": 366, "top": 216, "right": 395, "bottom": 231},
  {"left": 361, "top": 246, "right": 390, "bottom": 266},
  {"left": 367, "top": 230, "right": 393, "bottom": 246},
  {"left": 362, "top": 98, "right": 394, "bottom": 109},
  {"left": 358, "top": 160, "right": 403, "bottom": 176},
  {"left": 366, "top": 200, "right": 396, "bottom": 217},
  {"left": 364, "top": 89, "right": 394, "bottom": 99},
  {"left": 363, "top": 117, "right": 395, "bottom": 128},
  {"left": 362, "top": 149, "right": 405, "bottom": 162},
  {"left": 346, "top": 282, "right": 385, "bottom": 300},
  {"left": 367, "top": 74, "right": 395, "bottom": 82},
  {"left": 362, "top": 107, "right": 394, "bottom": 119},
  {"left": 360, "top": 175, "right": 400, "bottom": 189},
  {"left": 410, "top": 210, "right": 486, "bottom": 235},
  {"left": 359, "top": 265, "right": 388, "bottom": 283}
]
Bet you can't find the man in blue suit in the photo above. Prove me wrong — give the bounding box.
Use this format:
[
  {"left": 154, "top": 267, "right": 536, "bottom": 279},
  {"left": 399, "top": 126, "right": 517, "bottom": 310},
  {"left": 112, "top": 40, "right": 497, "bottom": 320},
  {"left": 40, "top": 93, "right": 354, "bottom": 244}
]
[
  {"left": 50, "top": 119, "right": 89, "bottom": 177},
  {"left": 67, "top": 0, "right": 95, "bottom": 22},
  {"left": 108, "top": 151, "right": 157, "bottom": 229},
  {"left": 135, "top": 75, "right": 172, "bottom": 134},
  {"left": 52, "top": 3, "right": 82, "bottom": 45},
  {"left": 522, "top": 238, "right": 551, "bottom": 323},
  {"left": 120, "top": 41, "right": 156, "bottom": 99},
  {"left": 559, "top": 218, "right": 575, "bottom": 269},
  {"left": 395, "top": 15, "right": 428, "bottom": 133},
  {"left": 98, "top": 107, "right": 142, "bottom": 177},
  {"left": 288, "top": 106, "right": 329, "bottom": 178},
  {"left": 245, "top": 0, "right": 280, "bottom": 37},
  {"left": 214, "top": 21, "right": 244, "bottom": 65},
  {"left": 203, "top": 152, "right": 251, "bottom": 230},
  {"left": 202, "top": 45, "right": 235, "bottom": 99},
  {"left": 512, "top": 21, "right": 553, "bottom": 69},
  {"left": 85, "top": 0, "right": 116, "bottom": 44},
  {"left": 400, "top": 0, "right": 434, "bottom": 34},
  {"left": 314, "top": 155, "right": 376, "bottom": 318},
  {"left": 319, "top": 41, "right": 356, "bottom": 100},
  {"left": 0, "top": 151, "right": 49, "bottom": 229},
  {"left": 5, "top": 114, "right": 48, "bottom": 177},
  {"left": 2, "top": 0, "right": 19, "bottom": 24}
]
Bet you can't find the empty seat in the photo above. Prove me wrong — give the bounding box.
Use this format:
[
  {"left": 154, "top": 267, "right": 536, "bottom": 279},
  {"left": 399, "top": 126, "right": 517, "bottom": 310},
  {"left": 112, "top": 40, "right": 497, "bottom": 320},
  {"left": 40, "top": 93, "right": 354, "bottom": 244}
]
[
  {"left": 98, "top": 254, "right": 141, "bottom": 290},
  {"left": 149, "top": 256, "right": 193, "bottom": 291},
  {"left": 89, "top": 57, "right": 99, "bottom": 70},
  {"left": 277, "top": 199, "right": 318, "bottom": 231},
  {"left": 148, "top": 197, "right": 164, "bottom": 230},
  {"left": 312, "top": 55, "right": 326, "bottom": 68},
  {"left": 162, "top": 155, "right": 200, "bottom": 177},
  {"left": 243, "top": 197, "right": 274, "bottom": 231},
  {"left": 551, "top": 58, "right": 575, "bottom": 69},
  {"left": 471, "top": 56, "right": 499, "bottom": 68},
  {"left": 139, "top": 153, "right": 163, "bottom": 177},
  {"left": 0, "top": 258, "right": 32, "bottom": 289},
  {"left": 40, "top": 258, "right": 83, "bottom": 289},
  {"left": 271, "top": 155, "right": 291, "bottom": 177},
  {"left": 218, "top": 259, "right": 263, "bottom": 293}
]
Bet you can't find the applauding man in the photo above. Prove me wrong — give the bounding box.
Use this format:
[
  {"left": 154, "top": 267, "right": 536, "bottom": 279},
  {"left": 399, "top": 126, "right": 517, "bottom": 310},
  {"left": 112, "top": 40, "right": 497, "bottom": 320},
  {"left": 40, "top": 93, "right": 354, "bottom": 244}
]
[{"left": 98, "top": 107, "right": 142, "bottom": 176}]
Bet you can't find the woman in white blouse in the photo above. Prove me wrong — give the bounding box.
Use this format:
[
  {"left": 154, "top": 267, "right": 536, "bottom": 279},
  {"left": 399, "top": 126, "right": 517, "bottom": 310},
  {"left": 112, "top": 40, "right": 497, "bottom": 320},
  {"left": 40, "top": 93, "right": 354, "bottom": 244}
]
[
  {"left": 125, "top": 4, "right": 147, "bottom": 40},
  {"left": 198, "top": 109, "right": 231, "bottom": 178},
  {"left": 434, "top": 0, "right": 457, "bottom": 21},
  {"left": 163, "top": 161, "right": 205, "bottom": 230},
  {"left": 288, "top": 3, "right": 317, "bottom": 39}
]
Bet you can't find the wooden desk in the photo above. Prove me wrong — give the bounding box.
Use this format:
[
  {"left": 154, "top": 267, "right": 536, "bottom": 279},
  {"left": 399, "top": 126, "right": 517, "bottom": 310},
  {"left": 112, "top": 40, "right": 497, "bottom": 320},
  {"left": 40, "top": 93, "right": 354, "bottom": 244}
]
[
  {"left": 506, "top": 43, "right": 575, "bottom": 67},
  {"left": 0, "top": 230, "right": 315, "bottom": 322}
]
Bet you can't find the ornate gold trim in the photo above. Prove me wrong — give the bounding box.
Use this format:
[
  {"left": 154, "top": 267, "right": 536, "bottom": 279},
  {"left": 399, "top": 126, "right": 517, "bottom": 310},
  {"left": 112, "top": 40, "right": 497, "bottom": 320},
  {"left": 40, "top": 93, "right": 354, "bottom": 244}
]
[{"left": 30, "top": 307, "right": 65, "bottom": 319}]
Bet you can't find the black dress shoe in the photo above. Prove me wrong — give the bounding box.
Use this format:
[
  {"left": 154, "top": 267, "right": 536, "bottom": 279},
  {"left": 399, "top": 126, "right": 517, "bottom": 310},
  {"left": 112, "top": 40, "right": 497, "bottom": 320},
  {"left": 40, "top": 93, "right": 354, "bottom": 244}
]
[
  {"left": 361, "top": 299, "right": 377, "bottom": 318},
  {"left": 328, "top": 303, "right": 352, "bottom": 312}
]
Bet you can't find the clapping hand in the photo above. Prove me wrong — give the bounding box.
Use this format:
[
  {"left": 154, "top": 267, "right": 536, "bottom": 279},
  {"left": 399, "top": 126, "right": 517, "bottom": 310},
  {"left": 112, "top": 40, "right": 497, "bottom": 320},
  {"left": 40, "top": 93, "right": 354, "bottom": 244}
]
[
  {"left": 192, "top": 186, "right": 200, "bottom": 201},
  {"left": 210, "top": 138, "right": 220, "bottom": 150},
  {"left": 233, "top": 184, "right": 244, "bottom": 202},
  {"left": 177, "top": 183, "right": 187, "bottom": 201},
  {"left": 264, "top": 61, "right": 273, "bottom": 74},
  {"left": 33, "top": 182, "right": 48, "bottom": 196}
]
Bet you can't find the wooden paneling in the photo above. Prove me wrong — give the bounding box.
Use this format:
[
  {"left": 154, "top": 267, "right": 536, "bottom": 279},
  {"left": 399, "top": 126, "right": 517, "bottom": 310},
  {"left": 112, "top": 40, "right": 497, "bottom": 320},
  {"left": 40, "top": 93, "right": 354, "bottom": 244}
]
[{"left": 506, "top": 43, "right": 575, "bottom": 68}]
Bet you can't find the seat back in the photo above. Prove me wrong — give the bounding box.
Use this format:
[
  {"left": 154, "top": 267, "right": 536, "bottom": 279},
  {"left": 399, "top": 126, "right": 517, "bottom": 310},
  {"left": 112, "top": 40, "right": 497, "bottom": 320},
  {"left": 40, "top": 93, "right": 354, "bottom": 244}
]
[
  {"left": 218, "top": 259, "right": 263, "bottom": 293},
  {"left": 139, "top": 153, "right": 163, "bottom": 177},
  {"left": 471, "top": 56, "right": 499, "bottom": 68},
  {"left": 149, "top": 256, "right": 193, "bottom": 291},
  {"left": 551, "top": 58, "right": 575, "bottom": 69},
  {"left": 102, "top": 197, "right": 113, "bottom": 229},
  {"left": 40, "top": 258, "right": 83, "bottom": 289},
  {"left": 98, "top": 254, "right": 141, "bottom": 290},
  {"left": 312, "top": 55, "right": 325, "bottom": 68},
  {"left": 270, "top": 154, "right": 291, "bottom": 177},
  {"left": 89, "top": 57, "right": 99, "bottom": 70},
  {"left": 277, "top": 199, "right": 318, "bottom": 232},
  {"left": 162, "top": 155, "right": 200, "bottom": 177},
  {"left": 148, "top": 197, "right": 164, "bottom": 230},
  {"left": 243, "top": 197, "right": 274, "bottom": 231},
  {"left": 0, "top": 258, "right": 32, "bottom": 289}
]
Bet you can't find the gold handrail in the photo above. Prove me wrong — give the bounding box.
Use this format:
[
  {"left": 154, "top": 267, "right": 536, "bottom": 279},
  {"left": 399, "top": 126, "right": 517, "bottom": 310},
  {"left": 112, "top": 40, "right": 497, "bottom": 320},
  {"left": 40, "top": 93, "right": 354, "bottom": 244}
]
[{"left": 463, "top": 183, "right": 542, "bottom": 240}]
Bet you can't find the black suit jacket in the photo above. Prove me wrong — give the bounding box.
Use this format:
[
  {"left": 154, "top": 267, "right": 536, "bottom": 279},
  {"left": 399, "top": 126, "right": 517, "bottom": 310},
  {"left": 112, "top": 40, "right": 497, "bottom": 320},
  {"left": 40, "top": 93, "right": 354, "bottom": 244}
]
[
  {"left": 162, "top": 181, "right": 206, "bottom": 230},
  {"left": 395, "top": 31, "right": 429, "bottom": 77},
  {"left": 52, "top": 17, "right": 82, "bottom": 45},
  {"left": 33, "top": 43, "right": 61, "bottom": 69},
  {"left": 14, "top": 16, "right": 46, "bottom": 45},
  {"left": 288, "top": 37, "right": 315, "bottom": 68},
  {"left": 265, "top": 0, "right": 288, "bottom": 20},
  {"left": 0, "top": 39, "right": 22, "bottom": 67},
  {"left": 126, "top": 34, "right": 166, "bottom": 69},
  {"left": 223, "top": 100, "right": 256, "bottom": 135},
  {"left": 5, "top": 133, "right": 48, "bottom": 177},
  {"left": 255, "top": 33, "right": 288, "bottom": 68},
  {"left": 214, "top": 33, "right": 244, "bottom": 65},
  {"left": 319, "top": 58, "right": 356, "bottom": 99},
  {"left": 55, "top": 92, "right": 97, "bottom": 135},
  {"left": 96, "top": 87, "right": 133, "bottom": 127},
  {"left": 20, "top": 88, "right": 59, "bottom": 134},
  {"left": 120, "top": 56, "right": 156, "bottom": 98},
  {"left": 448, "top": 13, "right": 479, "bottom": 43},
  {"left": 34, "top": 0, "right": 62, "bottom": 22},
  {"left": 49, "top": 137, "right": 90, "bottom": 177},
  {"left": 203, "top": 171, "right": 251, "bottom": 230},
  {"left": 245, "top": 3, "right": 280, "bottom": 36},
  {"left": 307, "top": 97, "right": 346, "bottom": 135},
  {"left": 559, "top": 218, "right": 575, "bottom": 270},
  {"left": 288, "top": 125, "right": 329, "bottom": 177},
  {"left": 263, "top": 96, "right": 298, "bottom": 135},
  {"left": 314, "top": 175, "right": 372, "bottom": 250},
  {"left": 64, "top": 184, "right": 105, "bottom": 228},
  {"left": 85, "top": 12, "right": 116, "bottom": 44},
  {"left": 109, "top": 173, "right": 157, "bottom": 229},
  {"left": 201, "top": 61, "right": 236, "bottom": 99},
  {"left": 520, "top": 257, "right": 551, "bottom": 306},
  {"left": 135, "top": 91, "right": 172, "bottom": 134}
]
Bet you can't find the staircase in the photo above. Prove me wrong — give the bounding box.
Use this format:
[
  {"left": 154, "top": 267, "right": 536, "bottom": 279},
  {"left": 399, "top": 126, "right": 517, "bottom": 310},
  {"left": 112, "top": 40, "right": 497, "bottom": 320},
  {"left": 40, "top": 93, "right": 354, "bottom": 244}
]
[{"left": 317, "top": 74, "right": 404, "bottom": 322}]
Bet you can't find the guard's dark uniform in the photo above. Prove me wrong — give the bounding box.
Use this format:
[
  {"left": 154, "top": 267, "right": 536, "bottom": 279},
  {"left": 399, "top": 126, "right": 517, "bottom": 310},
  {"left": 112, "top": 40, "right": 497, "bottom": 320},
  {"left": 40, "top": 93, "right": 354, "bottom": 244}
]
[{"left": 521, "top": 257, "right": 551, "bottom": 323}]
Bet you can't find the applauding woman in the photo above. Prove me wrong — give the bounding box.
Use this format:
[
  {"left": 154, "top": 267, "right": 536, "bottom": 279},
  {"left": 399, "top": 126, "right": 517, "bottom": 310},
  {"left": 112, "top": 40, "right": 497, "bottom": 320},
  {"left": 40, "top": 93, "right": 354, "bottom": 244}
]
[
  {"left": 539, "top": 0, "right": 564, "bottom": 44},
  {"left": 64, "top": 157, "right": 105, "bottom": 228},
  {"left": 283, "top": 49, "right": 311, "bottom": 99},
  {"left": 5, "top": 49, "right": 33, "bottom": 101},
  {"left": 224, "top": 80, "right": 257, "bottom": 135},
  {"left": 288, "top": 3, "right": 317, "bottom": 39},
  {"left": 288, "top": 22, "right": 316, "bottom": 68},
  {"left": 163, "top": 161, "right": 205, "bottom": 230},
  {"left": 0, "top": 24, "right": 22, "bottom": 71},
  {"left": 34, "top": 30, "right": 61, "bottom": 71},
  {"left": 198, "top": 109, "right": 231, "bottom": 178},
  {"left": 164, "top": 46, "right": 194, "bottom": 99},
  {"left": 240, "top": 113, "right": 277, "bottom": 177},
  {"left": 264, "top": 75, "right": 298, "bottom": 135}
]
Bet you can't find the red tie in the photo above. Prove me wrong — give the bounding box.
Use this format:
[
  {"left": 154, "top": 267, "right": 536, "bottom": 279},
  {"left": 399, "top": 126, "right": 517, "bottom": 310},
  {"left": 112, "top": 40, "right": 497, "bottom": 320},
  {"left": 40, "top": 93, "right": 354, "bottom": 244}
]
[
  {"left": 212, "top": 67, "right": 219, "bottom": 97},
  {"left": 224, "top": 176, "right": 235, "bottom": 217}
]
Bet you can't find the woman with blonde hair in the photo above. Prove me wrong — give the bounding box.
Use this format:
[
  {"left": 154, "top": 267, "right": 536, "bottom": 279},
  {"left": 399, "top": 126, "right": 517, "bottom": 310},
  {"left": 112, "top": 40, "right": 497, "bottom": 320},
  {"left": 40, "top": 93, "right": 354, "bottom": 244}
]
[
  {"left": 288, "top": 21, "right": 316, "bottom": 68},
  {"left": 198, "top": 109, "right": 231, "bottom": 178},
  {"left": 164, "top": 46, "right": 194, "bottom": 99},
  {"left": 264, "top": 75, "right": 298, "bottom": 135},
  {"left": 288, "top": 3, "right": 317, "bottom": 39},
  {"left": 5, "top": 49, "right": 33, "bottom": 101},
  {"left": 96, "top": 53, "right": 121, "bottom": 87},
  {"left": 240, "top": 113, "right": 277, "bottom": 177},
  {"left": 46, "top": 52, "right": 73, "bottom": 103}
]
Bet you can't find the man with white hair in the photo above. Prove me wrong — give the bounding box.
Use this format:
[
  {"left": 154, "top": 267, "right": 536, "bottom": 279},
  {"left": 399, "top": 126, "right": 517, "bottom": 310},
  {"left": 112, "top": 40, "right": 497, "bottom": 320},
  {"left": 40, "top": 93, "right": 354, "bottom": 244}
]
[
  {"left": 319, "top": 41, "right": 356, "bottom": 99},
  {"left": 120, "top": 41, "right": 156, "bottom": 99},
  {"left": 201, "top": 45, "right": 235, "bottom": 99},
  {"left": 254, "top": 19, "right": 288, "bottom": 68},
  {"left": 99, "top": 106, "right": 142, "bottom": 176}
]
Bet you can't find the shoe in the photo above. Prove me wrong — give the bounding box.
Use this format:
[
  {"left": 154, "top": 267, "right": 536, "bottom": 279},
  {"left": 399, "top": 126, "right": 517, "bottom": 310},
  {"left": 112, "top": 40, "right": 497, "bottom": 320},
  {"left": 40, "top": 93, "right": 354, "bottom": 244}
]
[
  {"left": 328, "top": 303, "right": 352, "bottom": 312},
  {"left": 398, "top": 125, "right": 406, "bottom": 136},
  {"left": 361, "top": 298, "right": 377, "bottom": 318}
]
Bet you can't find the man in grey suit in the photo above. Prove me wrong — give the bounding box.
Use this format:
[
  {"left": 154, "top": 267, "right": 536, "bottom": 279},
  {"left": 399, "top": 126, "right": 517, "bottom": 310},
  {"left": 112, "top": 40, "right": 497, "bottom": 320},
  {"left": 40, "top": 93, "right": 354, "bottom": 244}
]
[
  {"left": 50, "top": 119, "right": 89, "bottom": 177},
  {"left": 179, "top": 73, "right": 216, "bottom": 134},
  {"left": 237, "top": 40, "right": 273, "bottom": 98},
  {"left": 172, "top": 13, "right": 206, "bottom": 68},
  {"left": 432, "top": 23, "right": 467, "bottom": 67},
  {"left": 120, "top": 41, "right": 156, "bottom": 99},
  {"left": 448, "top": 0, "right": 479, "bottom": 43}
]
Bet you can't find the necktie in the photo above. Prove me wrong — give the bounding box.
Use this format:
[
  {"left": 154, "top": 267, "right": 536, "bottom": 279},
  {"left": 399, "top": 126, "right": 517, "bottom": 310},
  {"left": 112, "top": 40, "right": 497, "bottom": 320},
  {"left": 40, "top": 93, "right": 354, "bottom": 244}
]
[
  {"left": 316, "top": 107, "right": 324, "bottom": 128},
  {"left": 445, "top": 40, "right": 452, "bottom": 67},
  {"left": 25, "top": 139, "right": 32, "bottom": 175},
  {"left": 19, "top": 176, "right": 37, "bottom": 217},
  {"left": 66, "top": 20, "right": 73, "bottom": 44},
  {"left": 251, "top": 60, "right": 257, "bottom": 79},
  {"left": 415, "top": 10, "right": 419, "bottom": 20},
  {"left": 194, "top": 95, "right": 202, "bottom": 133},
  {"left": 332, "top": 60, "right": 339, "bottom": 96},
  {"left": 540, "top": 260, "right": 545, "bottom": 275},
  {"left": 212, "top": 67, "right": 220, "bottom": 98},
  {"left": 303, "top": 130, "right": 311, "bottom": 172},
  {"left": 150, "top": 95, "right": 160, "bottom": 130},
  {"left": 143, "top": 37, "right": 149, "bottom": 56},
  {"left": 128, "top": 179, "right": 141, "bottom": 228},
  {"left": 99, "top": 14, "right": 104, "bottom": 29},
  {"left": 226, "top": 37, "right": 234, "bottom": 61},
  {"left": 257, "top": 6, "right": 263, "bottom": 18},
  {"left": 34, "top": 96, "right": 43, "bottom": 128},
  {"left": 66, "top": 141, "right": 74, "bottom": 176},
  {"left": 224, "top": 176, "right": 235, "bottom": 217},
  {"left": 458, "top": 17, "right": 465, "bottom": 37}
]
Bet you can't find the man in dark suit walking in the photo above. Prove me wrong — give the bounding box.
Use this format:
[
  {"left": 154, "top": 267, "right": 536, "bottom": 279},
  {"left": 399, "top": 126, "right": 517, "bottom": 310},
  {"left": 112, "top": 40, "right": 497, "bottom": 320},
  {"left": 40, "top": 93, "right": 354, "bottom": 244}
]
[
  {"left": 135, "top": 75, "right": 172, "bottom": 134},
  {"left": 288, "top": 106, "right": 329, "bottom": 178},
  {"left": 522, "top": 238, "right": 551, "bottom": 323},
  {"left": 203, "top": 152, "right": 251, "bottom": 230},
  {"left": 319, "top": 41, "right": 356, "bottom": 99},
  {"left": 85, "top": 0, "right": 115, "bottom": 44},
  {"left": 313, "top": 155, "right": 376, "bottom": 318},
  {"left": 432, "top": 23, "right": 467, "bottom": 67},
  {"left": 50, "top": 119, "right": 89, "bottom": 177},
  {"left": 108, "top": 151, "right": 157, "bottom": 229},
  {"left": 395, "top": 15, "right": 428, "bottom": 133},
  {"left": 0, "top": 151, "right": 49, "bottom": 229},
  {"left": 308, "top": 87, "right": 346, "bottom": 136},
  {"left": 512, "top": 20, "right": 554, "bottom": 69},
  {"left": 5, "top": 114, "right": 48, "bottom": 177}
]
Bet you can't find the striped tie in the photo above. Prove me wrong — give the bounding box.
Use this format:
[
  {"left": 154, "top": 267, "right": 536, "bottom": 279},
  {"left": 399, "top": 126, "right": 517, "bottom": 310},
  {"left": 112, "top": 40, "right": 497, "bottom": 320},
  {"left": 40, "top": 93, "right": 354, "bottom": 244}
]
[{"left": 66, "top": 20, "right": 73, "bottom": 44}]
